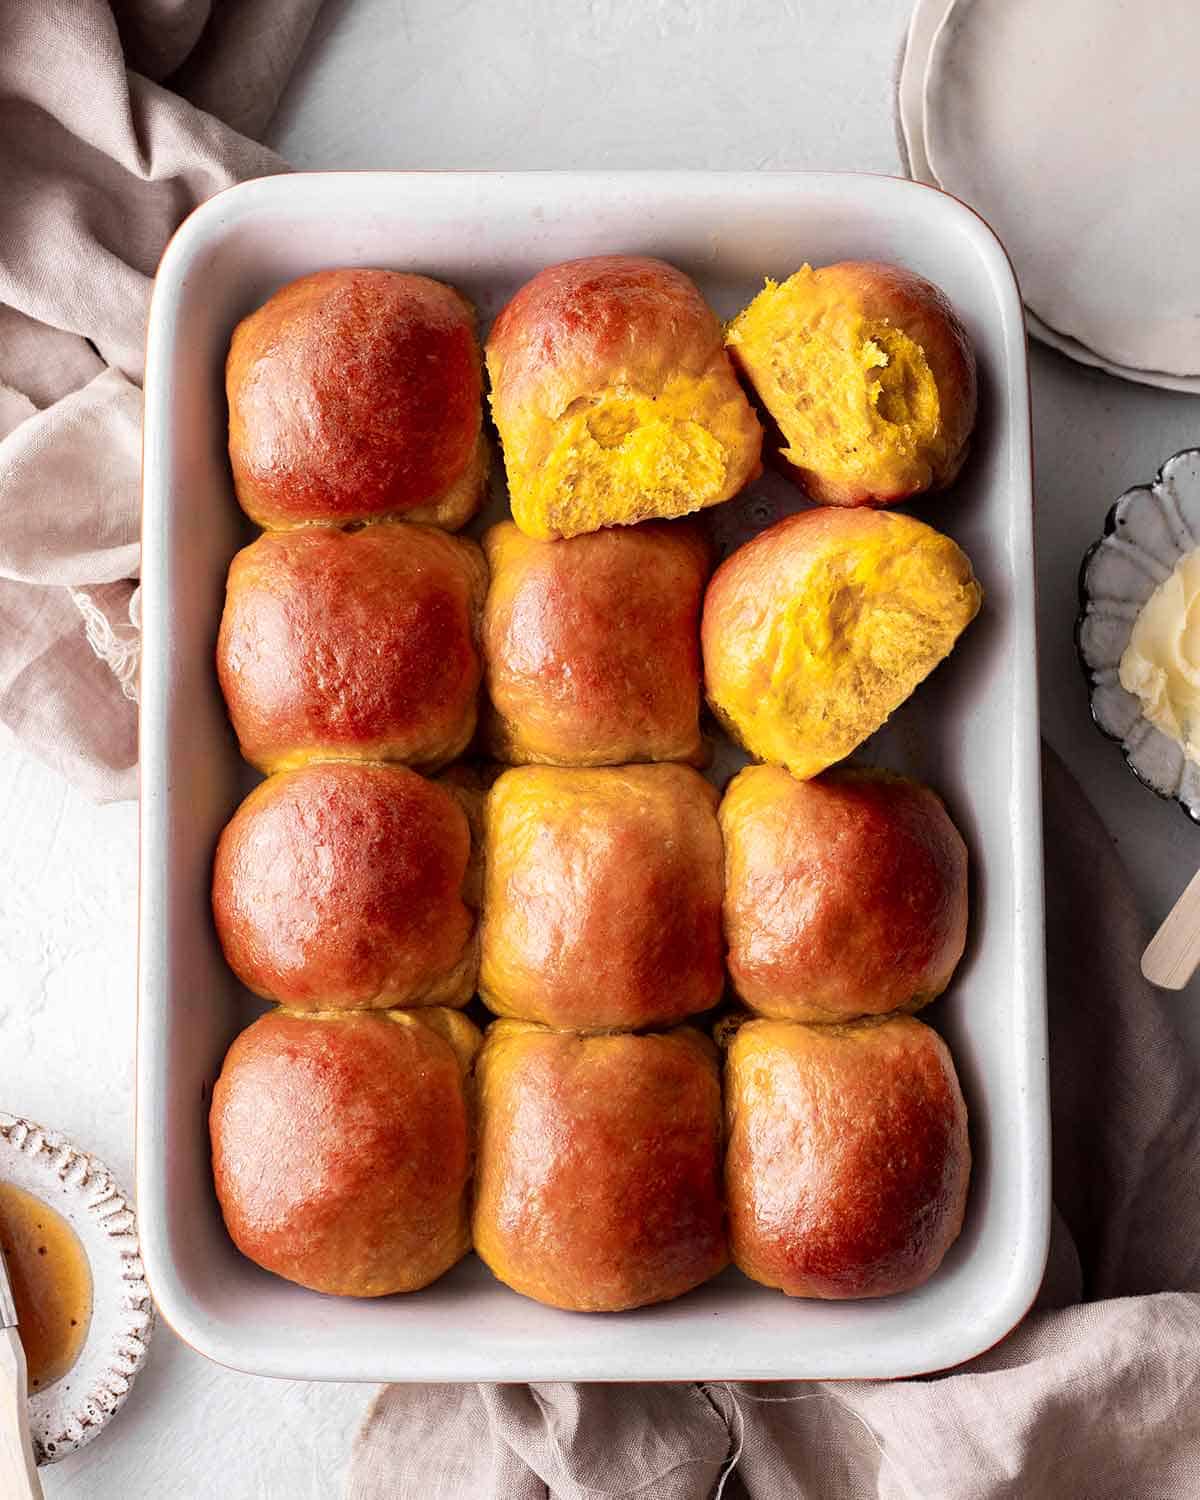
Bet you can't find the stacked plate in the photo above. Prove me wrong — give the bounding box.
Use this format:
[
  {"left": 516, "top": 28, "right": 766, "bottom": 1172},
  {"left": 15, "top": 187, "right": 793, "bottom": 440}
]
[{"left": 898, "top": 0, "right": 1200, "bottom": 394}]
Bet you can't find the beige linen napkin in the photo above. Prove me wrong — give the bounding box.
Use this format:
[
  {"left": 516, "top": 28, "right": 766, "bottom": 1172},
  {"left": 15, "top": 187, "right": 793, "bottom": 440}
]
[
  {"left": 0, "top": 0, "right": 321, "bottom": 799},
  {"left": 347, "top": 748, "right": 1200, "bottom": 1500}
]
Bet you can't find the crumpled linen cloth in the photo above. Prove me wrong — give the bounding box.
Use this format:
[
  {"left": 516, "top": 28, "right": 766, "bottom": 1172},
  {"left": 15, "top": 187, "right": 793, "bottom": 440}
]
[
  {"left": 0, "top": 0, "right": 321, "bottom": 800},
  {"left": 347, "top": 749, "right": 1200, "bottom": 1500}
]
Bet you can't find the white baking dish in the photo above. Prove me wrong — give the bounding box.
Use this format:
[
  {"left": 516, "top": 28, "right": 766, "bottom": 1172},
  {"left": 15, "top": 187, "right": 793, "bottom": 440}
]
[{"left": 138, "top": 170, "right": 1047, "bottom": 1382}]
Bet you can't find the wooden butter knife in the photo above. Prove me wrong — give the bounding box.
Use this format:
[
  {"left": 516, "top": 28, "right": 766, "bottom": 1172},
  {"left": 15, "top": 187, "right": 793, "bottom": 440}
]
[{"left": 1142, "top": 865, "right": 1200, "bottom": 990}]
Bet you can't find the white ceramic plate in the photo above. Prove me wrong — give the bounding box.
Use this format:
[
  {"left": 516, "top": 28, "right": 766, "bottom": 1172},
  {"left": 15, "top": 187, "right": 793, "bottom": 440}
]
[
  {"left": 897, "top": 0, "right": 1200, "bottom": 396},
  {"left": 0, "top": 1115, "right": 152, "bottom": 1463},
  {"left": 138, "top": 170, "right": 1048, "bottom": 1382},
  {"left": 926, "top": 0, "right": 1200, "bottom": 377}
]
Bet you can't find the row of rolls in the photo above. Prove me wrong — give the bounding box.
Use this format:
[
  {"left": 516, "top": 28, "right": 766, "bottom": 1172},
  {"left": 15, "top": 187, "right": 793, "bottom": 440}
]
[
  {"left": 214, "top": 1003, "right": 968, "bottom": 1312},
  {"left": 226, "top": 252, "right": 976, "bottom": 538},
  {"left": 211, "top": 760, "right": 971, "bottom": 1311},
  {"left": 210, "top": 248, "right": 982, "bottom": 1312}
]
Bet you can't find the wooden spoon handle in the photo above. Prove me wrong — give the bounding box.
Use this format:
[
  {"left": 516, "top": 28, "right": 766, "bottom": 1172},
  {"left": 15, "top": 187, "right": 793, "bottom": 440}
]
[
  {"left": 0, "top": 1327, "right": 42, "bottom": 1500},
  {"left": 1143, "top": 864, "right": 1200, "bottom": 990}
]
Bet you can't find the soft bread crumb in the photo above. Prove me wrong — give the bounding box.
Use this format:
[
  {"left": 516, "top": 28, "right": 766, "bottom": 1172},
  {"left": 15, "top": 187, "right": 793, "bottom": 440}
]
[
  {"left": 509, "top": 376, "right": 743, "bottom": 538},
  {"left": 706, "top": 515, "right": 981, "bottom": 779},
  {"left": 727, "top": 266, "right": 949, "bottom": 502}
]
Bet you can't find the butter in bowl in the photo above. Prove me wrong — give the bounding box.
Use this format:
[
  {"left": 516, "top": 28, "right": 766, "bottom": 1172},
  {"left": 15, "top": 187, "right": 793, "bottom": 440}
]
[{"left": 1078, "top": 448, "right": 1200, "bottom": 821}]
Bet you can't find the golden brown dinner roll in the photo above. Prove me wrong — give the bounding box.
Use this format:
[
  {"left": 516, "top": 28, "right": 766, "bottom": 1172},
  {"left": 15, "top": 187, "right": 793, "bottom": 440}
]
[
  {"left": 481, "top": 519, "right": 709, "bottom": 766},
  {"left": 486, "top": 255, "right": 762, "bottom": 538},
  {"left": 473, "top": 1021, "right": 728, "bottom": 1311},
  {"left": 726, "top": 261, "right": 977, "bottom": 506},
  {"left": 479, "top": 764, "right": 724, "bottom": 1031},
  {"left": 216, "top": 523, "right": 487, "bottom": 774},
  {"left": 724, "top": 1016, "right": 970, "bottom": 1299},
  {"left": 212, "top": 763, "right": 477, "bottom": 1009},
  {"left": 702, "top": 508, "right": 981, "bottom": 779},
  {"left": 211, "top": 1007, "right": 480, "bottom": 1296},
  {"left": 227, "top": 269, "right": 487, "bottom": 530},
  {"left": 721, "top": 765, "right": 968, "bottom": 1021}
]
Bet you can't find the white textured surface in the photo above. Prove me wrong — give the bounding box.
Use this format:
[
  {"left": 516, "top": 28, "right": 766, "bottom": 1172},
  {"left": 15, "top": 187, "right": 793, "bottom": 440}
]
[
  {"left": 4, "top": 0, "right": 1199, "bottom": 1493},
  {"left": 0, "top": 739, "right": 364, "bottom": 1499}
]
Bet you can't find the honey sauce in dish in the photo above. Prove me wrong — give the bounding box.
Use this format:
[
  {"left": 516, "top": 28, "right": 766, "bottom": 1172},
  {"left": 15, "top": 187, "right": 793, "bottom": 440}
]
[{"left": 0, "top": 1182, "right": 92, "bottom": 1391}]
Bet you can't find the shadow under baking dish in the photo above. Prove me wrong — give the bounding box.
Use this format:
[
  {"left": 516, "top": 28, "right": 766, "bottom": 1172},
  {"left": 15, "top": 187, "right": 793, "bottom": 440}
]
[{"left": 138, "top": 170, "right": 1049, "bottom": 1383}]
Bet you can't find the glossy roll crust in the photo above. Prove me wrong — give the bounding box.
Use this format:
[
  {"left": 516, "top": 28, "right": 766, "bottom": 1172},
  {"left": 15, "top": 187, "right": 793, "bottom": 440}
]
[
  {"left": 473, "top": 1021, "right": 728, "bottom": 1311},
  {"left": 721, "top": 766, "right": 968, "bottom": 1021},
  {"left": 217, "top": 523, "right": 487, "bottom": 774},
  {"left": 702, "top": 508, "right": 982, "bottom": 779},
  {"left": 724, "top": 1016, "right": 970, "bottom": 1299},
  {"left": 482, "top": 519, "right": 709, "bottom": 766},
  {"left": 726, "top": 260, "right": 977, "bottom": 506},
  {"left": 479, "top": 764, "right": 725, "bottom": 1031},
  {"left": 211, "top": 1007, "right": 481, "bottom": 1296},
  {"left": 227, "top": 269, "right": 487, "bottom": 530},
  {"left": 212, "top": 763, "right": 477, "bottom": 1009},
  {"left": 485, "top": 255, "right": 762, "bottom": 539}
]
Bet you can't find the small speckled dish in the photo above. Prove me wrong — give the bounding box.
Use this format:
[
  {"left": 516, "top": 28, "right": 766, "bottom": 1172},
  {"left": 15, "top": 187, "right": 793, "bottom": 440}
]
[
  {"left": 0, "top": 1114, "right": 153, "bottom": 1464},
  {"left": 1077, "top": 448, "right": 1200, "bottom": 822}
]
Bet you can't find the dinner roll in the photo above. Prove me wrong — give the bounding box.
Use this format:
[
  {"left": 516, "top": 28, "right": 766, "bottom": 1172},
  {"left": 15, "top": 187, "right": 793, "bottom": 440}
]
[
  {"left": 724, "top": 1016, "right": 970, "bottom": 1299},
  {"left": 473, "top": 1021, "right": 728, "bottom": 1311},
  {"left": 217, "top": 523, "right": 486, "bottom": 774},
  {"left": 211, "top": 1007, "right": 480, "bottom": 1296},
  {"left": 479, "top": 764, "right": 724, "bottom": 1031},
  {"left": 702, "top": 508, "right": 981, "bottom": 779},
  {"left": 726, "top": 261, "right": 976, "bottom": 506},
  {"left": 212, "top": 763, "right": 477, "bottom": 1009},
  {"left": 485, "top": 255, "right": 762, "bottom": 538},
  {"left": 227, "top": 269, "right": 487, "bottom": 530},
  {"left": 721, "top": 765, "right": 968, "bottom": 1021},
  {"left": 482, "top": 519, "right": 709, "bottom": 766}
]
